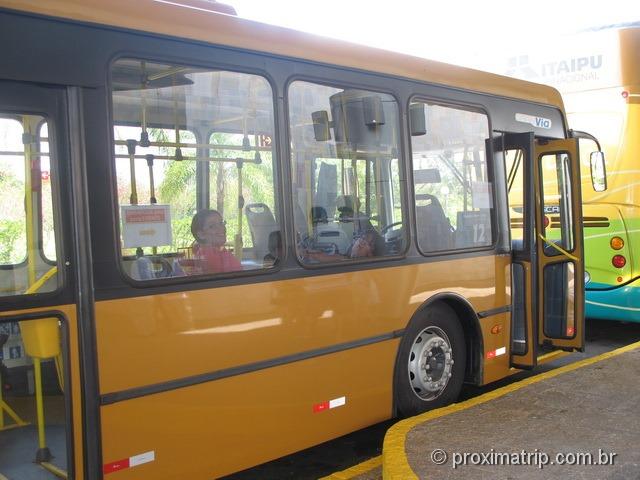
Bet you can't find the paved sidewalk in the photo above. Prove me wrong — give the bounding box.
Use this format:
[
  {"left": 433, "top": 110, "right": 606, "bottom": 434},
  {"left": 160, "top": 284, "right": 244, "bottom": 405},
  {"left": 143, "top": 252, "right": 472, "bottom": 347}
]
[{"left": 382, "top": 342, "right": 640, "bottom": 479}]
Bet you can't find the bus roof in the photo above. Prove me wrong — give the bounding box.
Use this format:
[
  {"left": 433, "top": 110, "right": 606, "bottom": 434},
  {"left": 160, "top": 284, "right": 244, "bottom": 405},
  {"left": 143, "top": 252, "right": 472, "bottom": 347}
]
[{"left": 0, "top": 0, "right": 565, "bottom": 108}]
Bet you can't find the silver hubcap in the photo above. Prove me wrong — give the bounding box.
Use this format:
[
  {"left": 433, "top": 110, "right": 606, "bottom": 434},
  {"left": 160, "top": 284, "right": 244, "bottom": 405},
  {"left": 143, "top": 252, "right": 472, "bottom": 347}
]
[{"left": 408, "top": 326, "right": 454, "bottom": 401}]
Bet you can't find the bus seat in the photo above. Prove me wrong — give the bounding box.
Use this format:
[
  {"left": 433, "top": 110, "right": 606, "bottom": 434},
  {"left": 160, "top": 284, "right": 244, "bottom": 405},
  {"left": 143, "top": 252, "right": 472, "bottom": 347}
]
[
  {"left": 415, "top": 194, "right": 453, "bottom": 252},
  {"left": 130, "top": 256, "right": 155, "bottom": 280},
  {"left": 245, "top": 203, "right": 278, "bottom": 261}
]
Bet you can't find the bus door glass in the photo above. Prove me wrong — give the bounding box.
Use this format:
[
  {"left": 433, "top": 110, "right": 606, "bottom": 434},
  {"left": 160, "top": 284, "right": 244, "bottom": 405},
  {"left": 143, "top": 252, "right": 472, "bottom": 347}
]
[
  {"left": 0, "top": 81, "right": 75, "bottom": 478},
  {"left": 535, "top": 139, "right": 585, "bottom": 350}
]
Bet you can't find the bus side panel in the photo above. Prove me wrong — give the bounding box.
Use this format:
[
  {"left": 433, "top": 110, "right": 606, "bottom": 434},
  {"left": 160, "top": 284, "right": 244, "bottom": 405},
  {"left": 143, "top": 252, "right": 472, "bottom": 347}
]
[
  {"left": 584, "top": 204, "right": 640, "bottom": 322},
  {"left": 586, "top": 278, "right": 640, "bottom": 322},
  {"left": 94, "top": 256, "right": 510, "bottom": 395},
  {"left": 579, "top": 79, "right": 640, "bottom": 322},
  {"left": 99, "top": 340, "right": 398, "bottom": 479},
  {"left": 583, "top": 204, "right": 632, "bottom": 289},
  {"left": 94, "top": 255, "right": 510, "bottom": 476}
]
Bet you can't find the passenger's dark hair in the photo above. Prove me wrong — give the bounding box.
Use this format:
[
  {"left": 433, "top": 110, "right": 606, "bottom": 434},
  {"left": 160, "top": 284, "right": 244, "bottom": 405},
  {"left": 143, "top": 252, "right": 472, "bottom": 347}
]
[{"left": 191, "top": 209, "right": 221, "bottom": 243}]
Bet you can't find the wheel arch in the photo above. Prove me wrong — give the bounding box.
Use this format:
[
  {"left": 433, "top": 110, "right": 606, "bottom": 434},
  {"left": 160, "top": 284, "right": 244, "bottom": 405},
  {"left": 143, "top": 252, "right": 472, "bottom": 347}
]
[{"left": 397, "top": 292, "right": 483, "bottom": 390}]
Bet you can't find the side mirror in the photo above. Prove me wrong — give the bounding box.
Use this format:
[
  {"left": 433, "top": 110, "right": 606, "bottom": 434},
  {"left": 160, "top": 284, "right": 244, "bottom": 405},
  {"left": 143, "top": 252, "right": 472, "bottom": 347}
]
[
  {"left": 590, "top": 151, "right": 607, "bottom": 192},
  {"left": 311, "top": 110, "right": 331, "bottom": 141},
  {"left": 409, "top": 103, "right": 427, "bottom": 136}
]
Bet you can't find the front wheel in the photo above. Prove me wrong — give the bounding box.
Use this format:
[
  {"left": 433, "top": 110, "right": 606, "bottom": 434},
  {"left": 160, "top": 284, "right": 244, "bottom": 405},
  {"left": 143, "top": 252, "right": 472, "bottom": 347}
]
[{"left": 394, "top": 302, "right": 466, "bottom": 417}]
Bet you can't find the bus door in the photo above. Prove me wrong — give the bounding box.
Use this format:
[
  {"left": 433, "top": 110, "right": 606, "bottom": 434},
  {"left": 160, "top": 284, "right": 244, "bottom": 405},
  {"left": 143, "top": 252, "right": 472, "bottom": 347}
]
[
  {"left": 498, "top": 133, "right": 585, "bottom": 369},
  {"left": 535, "top": 138, "right": 585, "bottom": 353},
  {"left": 0, "top": 81, "right": 90, "bottom": 479}
]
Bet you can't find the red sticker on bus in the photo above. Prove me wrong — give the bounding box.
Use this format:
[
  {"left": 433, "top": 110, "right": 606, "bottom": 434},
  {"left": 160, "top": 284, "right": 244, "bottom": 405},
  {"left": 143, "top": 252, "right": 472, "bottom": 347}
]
[
  {"left": 313, "top": 396, "right": 346, "bottom": 413},
  {"left": 567, "top": 327, "right": 575, "bottom": 336},
  {"left": 103, "top": 458, "right": 130, "bottom": 474},
  {"left": 103, "top": 450, "right": 155, "bottom": 474}
]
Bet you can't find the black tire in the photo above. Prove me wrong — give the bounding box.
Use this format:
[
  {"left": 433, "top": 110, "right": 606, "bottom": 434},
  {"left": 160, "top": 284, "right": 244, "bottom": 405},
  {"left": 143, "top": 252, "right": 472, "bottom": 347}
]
[{"left": 394, "top": 302, "right": 466, "bottom": 417}]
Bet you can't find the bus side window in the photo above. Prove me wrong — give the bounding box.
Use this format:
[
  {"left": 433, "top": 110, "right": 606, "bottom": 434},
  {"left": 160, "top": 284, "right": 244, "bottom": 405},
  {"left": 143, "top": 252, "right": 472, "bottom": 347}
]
[
  {"left": 0, "top": 116, "right": 61, "bottom": 297},
  {"left": 111, "top": 60, "right": 279, "bottom": 281},
  {"left": 288, "top": 81, "right": 406, "bottom": 265},
  {"left": 410, "top": 101, "right": 494, "bottom": 253}
]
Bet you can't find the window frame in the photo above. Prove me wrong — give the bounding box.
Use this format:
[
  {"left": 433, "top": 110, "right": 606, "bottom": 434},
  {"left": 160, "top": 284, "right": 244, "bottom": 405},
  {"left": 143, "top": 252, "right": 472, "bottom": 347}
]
[
  {"left": 407, "top": 95, "right": 499, "bottom": 257},
  {"left": 37, "top": 117, "right": 59, "bottom": 266},
  {"left": 107, "top": 54, "right": 284, "bottom": 287},
  {"left": 0, "top": 108, "right": 67, "bottom": 300},
  {"left": 284, "top": 75, "right": 410, "bottom": 270}
]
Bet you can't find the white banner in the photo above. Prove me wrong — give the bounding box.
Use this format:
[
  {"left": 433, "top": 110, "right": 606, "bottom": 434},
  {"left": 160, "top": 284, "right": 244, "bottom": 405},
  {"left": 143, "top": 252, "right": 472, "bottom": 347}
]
[{"left": 121, "top": 204, "right": 172, "bottom": 248}]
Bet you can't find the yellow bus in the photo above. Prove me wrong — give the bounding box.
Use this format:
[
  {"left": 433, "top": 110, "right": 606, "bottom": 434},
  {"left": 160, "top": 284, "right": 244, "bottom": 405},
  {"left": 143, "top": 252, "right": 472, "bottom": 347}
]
[
  {"left": 0, "top": 1, "right": 592, "bottom": 478},
  {"left": 492, "top": 25, "right": 639, "bottom": 322}
]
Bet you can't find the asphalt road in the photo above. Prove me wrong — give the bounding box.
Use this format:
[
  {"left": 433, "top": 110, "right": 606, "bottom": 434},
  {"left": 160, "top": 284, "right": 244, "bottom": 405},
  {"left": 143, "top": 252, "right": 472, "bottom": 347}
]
[{"left": 224, "top": 319, "right": 640, "bottom": 480}]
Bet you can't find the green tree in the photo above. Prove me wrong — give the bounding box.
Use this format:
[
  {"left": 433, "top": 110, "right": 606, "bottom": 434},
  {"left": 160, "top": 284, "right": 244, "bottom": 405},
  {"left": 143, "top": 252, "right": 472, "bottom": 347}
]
[
  {"left": 0, "top": 219, "right": 24, "bottom": 264},
  {"left": 0, "top": 167, "right": 26, "bottom": 264}
]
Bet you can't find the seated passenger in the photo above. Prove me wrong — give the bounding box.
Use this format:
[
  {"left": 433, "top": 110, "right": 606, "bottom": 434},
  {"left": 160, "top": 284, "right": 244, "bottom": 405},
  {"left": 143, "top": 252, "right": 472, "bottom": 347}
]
[
  {"left": 349, "top": 229, "right": 378, "bottom": 258},
  {"left": 337, "top": 199, "right": 382, "bottom": 253},
  {"left": 190, "top": 209, "right": 241, "bottom": 273}
]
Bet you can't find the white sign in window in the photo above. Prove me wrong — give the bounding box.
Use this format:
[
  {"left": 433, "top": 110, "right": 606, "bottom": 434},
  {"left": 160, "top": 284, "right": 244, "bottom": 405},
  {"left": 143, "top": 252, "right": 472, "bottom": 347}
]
[{"left": 121, "top": 204, "right": 172, "bottom": 248}]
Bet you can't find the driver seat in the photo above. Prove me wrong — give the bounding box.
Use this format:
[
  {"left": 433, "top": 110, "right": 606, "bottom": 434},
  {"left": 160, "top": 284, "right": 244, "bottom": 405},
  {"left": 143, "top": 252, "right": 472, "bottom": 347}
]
[{"left": 415, "top": 193, "right": 453, "bottom": 251}]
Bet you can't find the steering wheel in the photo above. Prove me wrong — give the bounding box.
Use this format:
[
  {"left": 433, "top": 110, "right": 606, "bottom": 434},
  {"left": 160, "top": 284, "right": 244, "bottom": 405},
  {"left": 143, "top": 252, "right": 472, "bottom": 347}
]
[
  {"left": 380, "top": 222, "right": 405, "bottom": 254},
  {"left": 380, "top": 221, "right": 404, "bottom": 237}
]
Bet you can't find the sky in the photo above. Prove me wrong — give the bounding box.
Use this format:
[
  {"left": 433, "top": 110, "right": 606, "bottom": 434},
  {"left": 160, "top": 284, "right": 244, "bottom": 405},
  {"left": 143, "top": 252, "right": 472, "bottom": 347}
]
[{"left": 229, "top": 0, "right": 638, "bottom": 68}]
